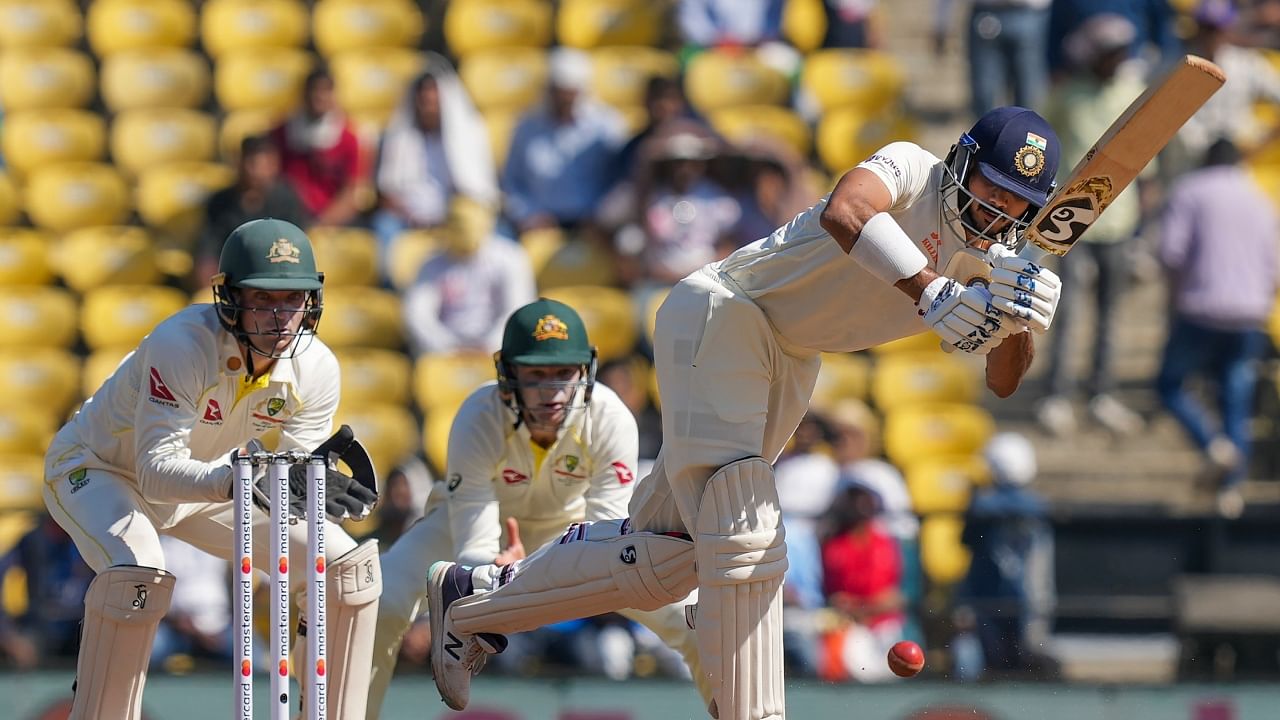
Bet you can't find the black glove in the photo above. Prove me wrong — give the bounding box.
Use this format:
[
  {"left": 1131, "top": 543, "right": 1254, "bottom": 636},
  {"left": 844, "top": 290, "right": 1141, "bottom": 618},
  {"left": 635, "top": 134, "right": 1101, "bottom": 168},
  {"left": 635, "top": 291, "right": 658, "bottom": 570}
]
[{"left": 249, "top": 425, "right": 380, "bottom": 522}]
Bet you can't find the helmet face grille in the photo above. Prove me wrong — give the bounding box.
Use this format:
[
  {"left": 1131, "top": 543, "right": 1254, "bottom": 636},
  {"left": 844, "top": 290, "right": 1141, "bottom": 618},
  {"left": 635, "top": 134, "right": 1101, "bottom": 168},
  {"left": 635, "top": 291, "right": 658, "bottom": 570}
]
[
  {"left": 940, "top": 136, "right": 1037, "bottom": 251},
  {"left": 213, "top": 280, "right": 324, "bottom": 360}
]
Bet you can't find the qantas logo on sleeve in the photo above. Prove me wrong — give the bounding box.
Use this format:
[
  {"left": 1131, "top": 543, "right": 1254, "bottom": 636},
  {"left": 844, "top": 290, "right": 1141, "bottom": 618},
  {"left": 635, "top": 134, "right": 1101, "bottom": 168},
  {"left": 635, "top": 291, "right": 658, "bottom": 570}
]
[
  {"left": 501, "top": 468, "right": 528, "bottom": 485},
  {"left": 148, "top": 367, "right": 179, "bottom": 407},
  {"left": 201, "top": 399, "right": 223, "bottom": 424},
  {"left": 611, "top": 462, "right": 634, "bottom": 485}
]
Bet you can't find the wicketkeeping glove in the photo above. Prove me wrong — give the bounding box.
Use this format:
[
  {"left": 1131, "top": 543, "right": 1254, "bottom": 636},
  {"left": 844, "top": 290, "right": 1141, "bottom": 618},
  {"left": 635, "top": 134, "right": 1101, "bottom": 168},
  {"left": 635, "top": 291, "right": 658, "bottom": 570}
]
[
  {"left": 987, "top": 243, "right": 1061, "bottom": 333},
  {"left": 247, "top": 425, "right": 380, "bottom": 522},
  {"left": 916, "top": 275, "right": 1015, "bottom": 355}
]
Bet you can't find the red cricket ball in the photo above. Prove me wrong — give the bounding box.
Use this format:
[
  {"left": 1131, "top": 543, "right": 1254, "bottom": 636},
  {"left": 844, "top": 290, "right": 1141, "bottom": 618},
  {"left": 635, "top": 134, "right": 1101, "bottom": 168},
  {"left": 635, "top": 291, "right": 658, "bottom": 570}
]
[{"left": 888, "top": 640, "right": 925, "bottom": 678}]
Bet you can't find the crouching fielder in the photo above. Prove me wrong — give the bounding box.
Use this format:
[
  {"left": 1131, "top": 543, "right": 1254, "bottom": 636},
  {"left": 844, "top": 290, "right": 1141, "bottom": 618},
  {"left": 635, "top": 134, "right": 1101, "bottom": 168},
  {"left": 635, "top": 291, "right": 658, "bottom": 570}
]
[
  {"left": 425, "top": 107, "right": 1067, "bottom": 719},
  {"left": 368, "top": 299, "right": 706, "bottom": 718},
  {"left": 42, "top": 219, "right": 382, "bottom": 720}
]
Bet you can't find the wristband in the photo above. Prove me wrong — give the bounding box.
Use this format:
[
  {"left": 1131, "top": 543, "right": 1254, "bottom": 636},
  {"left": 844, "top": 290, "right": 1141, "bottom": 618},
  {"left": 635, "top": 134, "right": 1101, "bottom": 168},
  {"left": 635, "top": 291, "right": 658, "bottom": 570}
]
[{"left": 849, "top": 212, "right": 929, "bottom": 285}]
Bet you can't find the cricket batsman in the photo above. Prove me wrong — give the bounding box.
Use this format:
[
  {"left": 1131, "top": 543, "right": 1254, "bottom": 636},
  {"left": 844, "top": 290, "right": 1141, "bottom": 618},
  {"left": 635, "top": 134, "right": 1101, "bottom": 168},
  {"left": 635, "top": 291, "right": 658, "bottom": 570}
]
[
  {"left": 424, "top": 106, "right": 1065, "bottom": 719},
  {"left": 367, "top": 298, "right": 706, "bottom": 717},
  {"left": 42, "top": 219, "right": 383, "bottom": 719}
]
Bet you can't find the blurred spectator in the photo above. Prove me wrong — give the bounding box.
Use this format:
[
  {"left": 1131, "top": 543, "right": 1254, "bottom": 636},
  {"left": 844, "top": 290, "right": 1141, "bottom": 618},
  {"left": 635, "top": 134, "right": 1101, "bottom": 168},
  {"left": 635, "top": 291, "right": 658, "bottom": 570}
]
[
  {"left": 501, "top": 48, "right": 627, "bottom": 235},
  {"left": 1156, "top": 138, "right": 1279, "bottom": 518},
  {"left": 270, "top": 67, "right": 365, "bottom": 226},
  {"left": 1037, "top": 14, "right": 1149, "bottom": 438},
  {"left": 151, "top": 536, "right": 232, "bottom": 672},
  {"left": 596, "top": 357, "right": 664, "bottom": 462},
  {"left": 819, "top": 476, "right": 906, "bottom": 682},
  {"left": 678, "top": 0, "right": 786, "bottom": 48},
  {"left": 776, "top": 413, "right": 841, "bottom": 538},
  {"left": 1046, "top": 0, "right": 1180, "bottom": 79},
  {"left": 823, "top": 0, "right": 886, "bottom": 48},
  {"left": 1177, "top": 0, "right": 1280, "bottom": 167},
  {"left": 935, "top": 0, "right": 1052, "bottom": 118},
  {"left": 618, "top": 75, "right": 702, "bottom": 177},
  {"left": 193, "top": 135, "right": 311, "bottom": 287},
  {"left": 0, "top": 514, "right": 92, "bottom": 670},
  {"left": 402, "top": 196, "right": 536, "bottom": 357},
  {"left": 723, "top": 136, "right": 822, "bottom": 248},
  {"left": 957, "top": 432, "right": 1057, "bottom": 680},
  {"left": 372, "top": 53, "right": 497, "bottom": 270},
  {"left": 369, "top": 463, "right": 426, "bottom": 548}
]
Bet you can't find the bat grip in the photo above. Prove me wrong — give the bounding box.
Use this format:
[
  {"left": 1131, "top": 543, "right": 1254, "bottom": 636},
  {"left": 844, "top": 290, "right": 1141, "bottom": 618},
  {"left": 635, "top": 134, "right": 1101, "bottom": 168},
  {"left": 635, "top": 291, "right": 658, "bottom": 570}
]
[{"left": 1018, "top": 240, "right": 1051, "bottom": 265}]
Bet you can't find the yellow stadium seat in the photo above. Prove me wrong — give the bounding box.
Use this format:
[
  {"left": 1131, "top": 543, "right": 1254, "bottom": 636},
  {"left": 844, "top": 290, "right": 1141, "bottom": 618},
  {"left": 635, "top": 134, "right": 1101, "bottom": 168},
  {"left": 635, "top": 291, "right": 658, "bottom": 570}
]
[
  {"left": 589, "top": 46, "right": 678, "bottom": 108},
  {"left": 331, "top": 48, "right": 425, "bottom": 125},
  {"left": 0, "top": 173, "right": 17, "bottom": 226},
  {"left": 903, "top": 455, "right": 989, "bottom": 515},
  {"left": 445, "top": 0, "right": 553, "bottom": 57},
  {"left": 517, "top": 227, "right": 566, "bottom": 281},
  {"left": 460, "top": 48, "right": 549, "bottom": 114},
  {"left": 201, "top": 0, "right": 309, "bottom": 57},
  {"left": 0, "top": 454, "right": 43, "bottom": 511},
  {"left": 0, "top": 347, "right": 81, "bottom": 414},
  {"left": 413, "top": 351, "right": 494, "bottom": 414},
  {"left": 0, "top": 229, "right": 54, "bottom": 286},
  {"left": 883, "top": 404, "right": 995, "bottom": 469},
  {"left": 535, "top": 238, "right": 620, "bottom": 291},
  {"left": 483, "top": 109, "right": 521, "bottom": 170},
  {"left": 317, "top": 287, "right": 403, "bottom": 350},
  {"left": 87, "top": 0, "right": 196, "bottom": 55},
  {"left": 811, "top": 352, "right": 871, "bottom": 409},
  {"left": 781, "top": 0, "right": 828, "bottom": 54},
  {"left": 0, "top": 0, "right": 81, "bottom": 49},
  {"left": 422, "top": 406, "right": 455, "bottom": 472},
  {"left": 709, "top": 105, "right": 812, "bottom": 158},
  {"left": 0, "top": 47, "right": 94, "bottom": 111},
  {"left": 641, "top": 286, "right": 669, "bottom": 345},
  {"left": 558, "top": 0, "right": 662, "bottom": 49},
  {"left": 82, "top": 346, "right": 132, "bottom": 399},
  {"left": 50, "top": 226, "right": 161, "bottom": 293},
  {"left": 134, "top": 161, "right": 236, "bottom": 237},
  {"left": 541, "top": 285, "right": 638, "bottom": 363},
  {"left": 1270, "top": 293, "right": 1280, "bottom": 350},
  {"left": 817, "top": 108, "right": 917, "bottom": 175},
  {"left": 919, "top": 514, "right": 971, "bottom": 586},
  {"left": 386, "top": 229, "right": 444, "bottom": 291},
  {"left": 218, "top": 109, "right": 278, "bottom": 161},
  {"left": 110, "top": 109, "right": 217, "bottom": 176},
  {"left": 214, "top": 47, "right": 314, "bottom": 113},
  {"left": 1, "top": 109, "right": 106, "bottom": 176},
  {"left": 684, "top": 50, "right": 789, "bottom": 114},
  {"left": 100, "top": 48, "right": 210, "bottom": 112},
  {"left": 335, "top": 347, "right": 412, "bottom": 408},
  {"left": 871, "top": 353, "right": 981, "bottom": 413},
  {"left": 24, "top": 162, "right": 130, "bottom": 232},
  {"left": 81, "top": 285, "right": 187, "bottom": 351},
  {"left": 871, "top": 331, "right": 944, "bottom": 356},
  {"left": 800, "top": 49, "right": 906, "bottom": 114},
  {"left": 0, "top": 405, "right": 57, "bottom": 456},
  {"left": 310, "top": 226, "right": 379, "bottom": 287},
  {"left": 313, "top": 0, "right": 425, "bottom": 56},
  {"left": 334, "top": 402, "right": 418, "bottom": 475},
  {"left": 0, "top": 286, "right": 77, "bottom": 349}
]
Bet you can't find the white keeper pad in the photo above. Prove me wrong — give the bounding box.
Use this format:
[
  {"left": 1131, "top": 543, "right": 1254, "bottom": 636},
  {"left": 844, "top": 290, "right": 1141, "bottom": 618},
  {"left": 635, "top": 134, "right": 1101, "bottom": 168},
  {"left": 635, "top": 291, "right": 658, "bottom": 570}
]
[
  {"left": 694, "top": 457, "right": 788, "bottom": 720},
  {"left": 69, "top": 565, "right": 175, "bottom": 720},
  {"left": 452, "top": 518, "right": 696, "bottom": 635}
]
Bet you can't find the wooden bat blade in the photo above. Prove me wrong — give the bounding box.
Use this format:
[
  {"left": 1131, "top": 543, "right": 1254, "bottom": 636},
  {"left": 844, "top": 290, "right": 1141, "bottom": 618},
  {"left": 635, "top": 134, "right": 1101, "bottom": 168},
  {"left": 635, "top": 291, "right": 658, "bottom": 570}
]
[{"left": 1024, "top": 54, "right": 1226, "bottom": 259}]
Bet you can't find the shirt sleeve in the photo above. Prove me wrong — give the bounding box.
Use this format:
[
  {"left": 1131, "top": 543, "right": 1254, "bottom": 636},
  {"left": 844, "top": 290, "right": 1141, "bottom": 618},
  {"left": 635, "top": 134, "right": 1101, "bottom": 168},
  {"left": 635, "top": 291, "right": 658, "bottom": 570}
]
[
  {"left": 131, "top": 328, "right": 234, "bottom": 503},
  {"left": 276, "top": 349, "right": 339, "bottom": 454},
  {"left": 446, "top": 394, "right": 506, "bottom": 565},
  {"left": 855, "top": 141, "right": 939, "bottom": 213},
  {"left": 583, "top": 393, "right": 639, "bottom": 522}
]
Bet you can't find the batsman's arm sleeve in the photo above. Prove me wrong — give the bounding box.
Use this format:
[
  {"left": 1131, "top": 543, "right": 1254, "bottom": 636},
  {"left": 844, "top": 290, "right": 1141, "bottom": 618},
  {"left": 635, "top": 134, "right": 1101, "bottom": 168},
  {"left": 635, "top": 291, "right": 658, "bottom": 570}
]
[
  {"left": 446, "top": 393, "right": 505, "bottom": 565},
  {"left": 276, "top": 347, "right": 340, "bottom": 453},
  {"left": 582, "top": 389, "right": 639, "bottom": 523},
  {"left": 132, "top": 333, "right": 233, "bottom": 503},
  {"left": 855, "top": 141, "right": 939, "bottom": 213}
]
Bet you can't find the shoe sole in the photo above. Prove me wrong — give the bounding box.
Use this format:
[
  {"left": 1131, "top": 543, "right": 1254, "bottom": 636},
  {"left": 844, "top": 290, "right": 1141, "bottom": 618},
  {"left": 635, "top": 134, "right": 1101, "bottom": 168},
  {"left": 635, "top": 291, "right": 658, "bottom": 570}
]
[{"left": 427, "top": 561, "right": 466, "bottom": 711}]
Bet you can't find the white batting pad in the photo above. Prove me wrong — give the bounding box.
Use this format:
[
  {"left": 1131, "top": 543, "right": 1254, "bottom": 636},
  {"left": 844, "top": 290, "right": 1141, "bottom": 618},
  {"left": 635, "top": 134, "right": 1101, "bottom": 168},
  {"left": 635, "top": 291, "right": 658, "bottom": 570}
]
[
  {"left": 694, "top": 457, "right": 788, "bottom": 720},
  {"left": 69, "top": 565, "right": 175, "bottom": 720},
  {"left": 453, "top": 518, "right": 696, "bottom": 635},
  {"left": 299, "top": 539, "right": 381, "bottom": 720}
]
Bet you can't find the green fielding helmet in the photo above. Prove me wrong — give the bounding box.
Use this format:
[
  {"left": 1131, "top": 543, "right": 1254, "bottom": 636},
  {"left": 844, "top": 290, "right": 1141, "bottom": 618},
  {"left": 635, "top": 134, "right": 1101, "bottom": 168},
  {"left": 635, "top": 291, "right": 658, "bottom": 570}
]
[
  {"left": 218, "top": 218, "right": 322, "bottom": 290},
  {"left": 500, "top": 299, "right": 593, "bottom": 366}
]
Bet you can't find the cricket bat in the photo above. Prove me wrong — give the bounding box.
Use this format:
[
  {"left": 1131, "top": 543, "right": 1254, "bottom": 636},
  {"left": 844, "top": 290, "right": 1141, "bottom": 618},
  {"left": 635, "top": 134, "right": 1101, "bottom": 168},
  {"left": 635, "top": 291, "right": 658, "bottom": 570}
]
[{"left": 1021, "top": 54, "right": 1226, "bottom": 262}]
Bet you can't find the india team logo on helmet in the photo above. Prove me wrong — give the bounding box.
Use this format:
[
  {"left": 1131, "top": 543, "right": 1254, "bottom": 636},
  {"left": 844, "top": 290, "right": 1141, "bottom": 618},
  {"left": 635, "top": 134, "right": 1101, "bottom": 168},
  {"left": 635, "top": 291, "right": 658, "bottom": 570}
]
[{"left": 532, "top": 314, "right": 570, "bottom": 342}]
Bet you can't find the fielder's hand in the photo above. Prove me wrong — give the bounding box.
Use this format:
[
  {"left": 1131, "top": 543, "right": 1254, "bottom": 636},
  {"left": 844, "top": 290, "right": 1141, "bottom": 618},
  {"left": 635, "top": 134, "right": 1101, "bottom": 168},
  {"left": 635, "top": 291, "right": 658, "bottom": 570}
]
[
  {"left": 916, "top": 276, "right": 1014, "bottom": 355},
  {"left": 493, "top": 517, "right": 526, "bottom": 566},
  {"left": 987, "top": 243, "right": 1061, "bottom": 333}
]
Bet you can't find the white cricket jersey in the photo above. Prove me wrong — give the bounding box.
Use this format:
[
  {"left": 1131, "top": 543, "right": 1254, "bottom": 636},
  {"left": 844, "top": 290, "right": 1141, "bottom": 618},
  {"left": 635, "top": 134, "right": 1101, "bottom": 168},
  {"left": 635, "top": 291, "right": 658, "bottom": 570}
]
[
  {"left": 715, "top": 141, "right": 967, "bottom": 354},
  {"left": 437, "top": 381, "right": 638, "bottom": 566},
  {"left": 46, "top": 304, "right": 340, "bottom": 506}
]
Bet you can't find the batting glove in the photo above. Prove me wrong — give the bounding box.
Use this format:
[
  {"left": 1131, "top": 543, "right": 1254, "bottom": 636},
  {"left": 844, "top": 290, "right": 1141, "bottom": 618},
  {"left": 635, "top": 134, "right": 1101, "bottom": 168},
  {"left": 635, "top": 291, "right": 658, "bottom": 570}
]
[
  {"left": 916, "top": 276, "right": 1015, "bottom": 355},
  {"left": 987, "top": 243, "right": 1062, "bottom": 333}
]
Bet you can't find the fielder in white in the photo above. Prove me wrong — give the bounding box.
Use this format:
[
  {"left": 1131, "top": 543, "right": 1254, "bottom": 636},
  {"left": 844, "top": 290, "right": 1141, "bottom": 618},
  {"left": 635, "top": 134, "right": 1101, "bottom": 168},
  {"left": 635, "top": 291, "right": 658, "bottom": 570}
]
[
  {"left": 426, "top": 106, "right": 1067, "bottom": 719},
  {"left": 42, "top": 219, "right": 382, "bottom": 720},
  {"left": 367, "top": 298, "right": 706, "bottom": 716}
]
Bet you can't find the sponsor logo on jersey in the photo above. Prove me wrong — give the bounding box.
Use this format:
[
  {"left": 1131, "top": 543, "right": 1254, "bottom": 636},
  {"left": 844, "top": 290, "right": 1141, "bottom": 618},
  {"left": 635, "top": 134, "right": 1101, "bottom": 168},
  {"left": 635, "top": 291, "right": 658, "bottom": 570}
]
[
  {"left": 148, "top": 367, "right": 179, "bottom": 407},
  {"left": 266, "top": 238, "right": 302, "bottom": 264},
  {"left": 921, "top": 231, "right": 940, "bottom": 264},
  {"left": 532, "top": 314, "right": 569, "bottom": 341},
  {"left": 611, "top": 461, "right": 634, "bottom": 485},
  {"left": 502, "top": 468, "right": 528, "bottom": 485},
  {"left": 68, "top": 468, "right": 89, "bottom": 494},
  {"left": 865, "top": 154, "right": 902, "bottom": 179},
  {"left": 202, "top": 399, "right": 224, "bottom": 424}
]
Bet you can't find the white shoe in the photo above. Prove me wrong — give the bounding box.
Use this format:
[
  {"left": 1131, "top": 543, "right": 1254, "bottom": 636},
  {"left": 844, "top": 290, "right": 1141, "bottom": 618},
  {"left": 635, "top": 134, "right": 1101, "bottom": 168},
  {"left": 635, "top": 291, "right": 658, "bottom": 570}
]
[
  {"left": 1216, "top": 486, "right": 1245, "bottom": 519},
  {"left": 1207, "top": 436, "right": 1242, "bottom": 472},
  {"left": 1035, "top": 396, "right": 1076, "bottom": 437},
  {"left": 427, "top": 561, "right": 507, "bottom": 711},
  {"left": 1088, "top": 393, "right": 1144, "bottom": 435}
]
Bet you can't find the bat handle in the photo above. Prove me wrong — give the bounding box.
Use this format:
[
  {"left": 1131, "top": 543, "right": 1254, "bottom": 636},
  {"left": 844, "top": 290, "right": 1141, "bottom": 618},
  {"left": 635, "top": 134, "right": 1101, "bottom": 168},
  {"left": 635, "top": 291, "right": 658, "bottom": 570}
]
[{"left": 1018, "top": 240, "right": 1051, "bottom": 265}]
